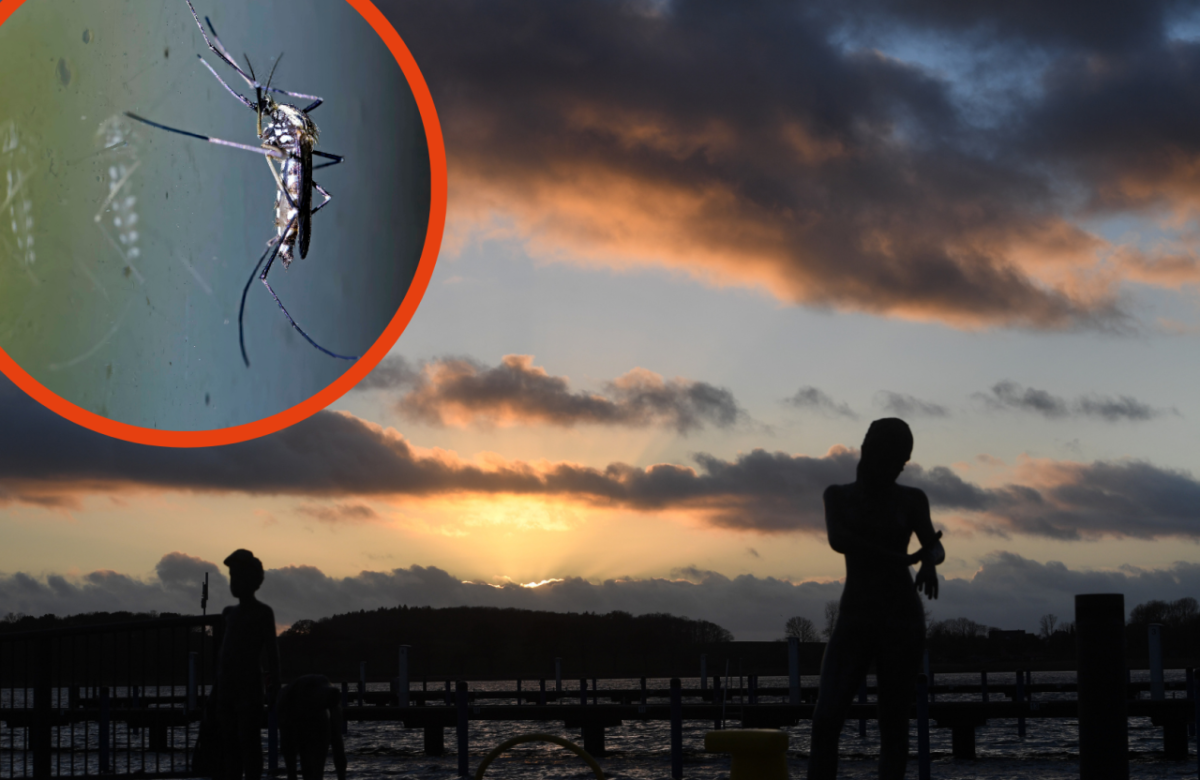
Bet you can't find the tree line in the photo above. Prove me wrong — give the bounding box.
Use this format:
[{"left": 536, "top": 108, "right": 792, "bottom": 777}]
[{"left": 784, "top": 597, "right": 1200, "bottom": 664}]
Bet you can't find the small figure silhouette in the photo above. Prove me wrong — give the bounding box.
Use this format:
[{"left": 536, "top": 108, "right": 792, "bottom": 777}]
[
  {"left": 807, "top": 419, "right": 944, "bottom": 780},
  {"left": 277, "top": 675, "right": 347, "bottom": 780},
  {"left": 216, "top": 550, "right": 281, "bottom": 780}
]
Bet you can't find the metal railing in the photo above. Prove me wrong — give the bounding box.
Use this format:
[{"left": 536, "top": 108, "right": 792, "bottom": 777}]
[{"left": 1, "top": 615, "right": 221, "bottom": 780}]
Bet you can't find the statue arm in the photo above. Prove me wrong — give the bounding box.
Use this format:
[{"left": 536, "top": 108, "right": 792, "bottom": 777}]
[{"left": 910, "top": 490, "right": 945, "bottom": 565}]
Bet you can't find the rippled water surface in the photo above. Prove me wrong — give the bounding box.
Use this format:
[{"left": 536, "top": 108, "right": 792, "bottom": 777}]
[{"left": 3, "top": 673, "right": 1196, "bottom": 778}]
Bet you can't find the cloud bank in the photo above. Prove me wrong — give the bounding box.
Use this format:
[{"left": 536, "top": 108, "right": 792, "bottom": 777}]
[
  {"left": 356, "top": 355, "right": 744, "bottom": 433},
  {"left": 3, "top": 378, "right": 1200, "bottom": 540},
  {"left": 975, "top": 381, "right": 1175, "bottom": 422},
  {"left": 377, "top": 0, "right": 1200, "bottom": 330},
  {"left": 5, "top": 552, "right": 1198, "bottom": 639}
]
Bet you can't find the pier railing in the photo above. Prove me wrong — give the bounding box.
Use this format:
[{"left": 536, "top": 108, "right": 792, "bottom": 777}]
[{"left": 0, "top": 615, "right": 221, "bottom": 780}]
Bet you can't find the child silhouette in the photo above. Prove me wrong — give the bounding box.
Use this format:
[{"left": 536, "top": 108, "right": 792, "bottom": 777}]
[{"left": 216, "top": 550, "right": 281, "bottom": 780}]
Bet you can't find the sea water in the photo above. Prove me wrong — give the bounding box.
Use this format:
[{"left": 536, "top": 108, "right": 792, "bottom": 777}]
[{"left": 2, "top": 671, "right": 1196, "bottom": 779}]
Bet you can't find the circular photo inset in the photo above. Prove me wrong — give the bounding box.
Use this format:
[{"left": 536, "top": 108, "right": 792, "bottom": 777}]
[{"left": 0, "top": 0, "right": 445, "bottom": 445}]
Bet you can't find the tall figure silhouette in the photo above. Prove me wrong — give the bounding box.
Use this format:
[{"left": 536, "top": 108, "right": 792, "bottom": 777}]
[
  {"left": 217, "top": 550, "right": 281, "bottom": 780},
  {"left": 807, "top": 419, "right": 944, "bottom": 779}
]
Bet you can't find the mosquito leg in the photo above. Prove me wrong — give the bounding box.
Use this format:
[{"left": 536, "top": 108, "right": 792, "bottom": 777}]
[
  {"left": 256, "top": 217, "right": 357, "bottom": 362},
  {"left": 198, "top": 6, "right": 324, "bottom": 106},
  {"left": 238, "top": 235, "right": 281, "bottom": 367},
  {"left": 260, "top": 277, "right": 358, "bottom": 362},
  {"left": 124, "top": 113, "right": 285, "bottom": 159},
  {"left": 310, "top": 182, "right": 333, "bottom": 216},
  {"left": 312, "top": 150, "right": 344, "bottom": 171},
  {"left": 195, "top": 57, "right": 255, "bottom": 110},
  {"left": 186, "top": 1, "right": 260, "bottom": 90}
]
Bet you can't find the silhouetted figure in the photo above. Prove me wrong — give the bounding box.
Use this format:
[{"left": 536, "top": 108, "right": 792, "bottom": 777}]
[
  {"left": 278, "top": 675, "right": 347, "bottom": 780},
  {"left": 217, "top": 550, "right": 281, "bottom": 780},
  {"left": 808, "top": 419, "right": 944, "bottom": 780}
]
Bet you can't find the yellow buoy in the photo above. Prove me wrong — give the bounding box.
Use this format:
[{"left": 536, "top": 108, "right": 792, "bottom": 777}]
[{"left": 705, "top": 728, "right": 789, "bottom": 780}]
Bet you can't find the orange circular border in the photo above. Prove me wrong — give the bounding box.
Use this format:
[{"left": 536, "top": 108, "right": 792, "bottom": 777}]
[{"left": 0, "top": 0, "right": 447, "bottom": 448}]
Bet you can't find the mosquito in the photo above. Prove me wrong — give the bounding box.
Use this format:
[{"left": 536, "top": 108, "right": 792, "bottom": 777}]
[{"left": 125, "top": 0, "right": 355, "bottom": 367}]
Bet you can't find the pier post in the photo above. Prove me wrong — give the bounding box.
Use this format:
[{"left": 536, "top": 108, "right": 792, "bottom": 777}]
[
  {"left": 701, "top": 654, "right": 708, "bottom": 691},
  {"left": 358, "top": 661, "right": 366, "bottom": 707},
  {"left": 188, "top": 652, "right": 198, "bottom": 712},
  {"left": 456, "top": 680, "right": 469, "bottom": 777},
  {"left": 555, "top": 658, "right": 562, "bottom": 693},
  {"left": 857, "top": 680, "right": 867, "bottom": 738},
  {"left": 1148, "top": 624, "right": 1164, "bottom": 701},
  {"left": 1076, "top": 593, "right": 1129, "bottom": 780},
  {"left": 670, "top": 678, "right": 683, "bottom": 780},
  {"left": 340, "top": 682, "right": 348, "bottom": 735},
  {"left": 748, "top": 674, "right": 757, "bottom": 706},
  {"left": 713, "top": 674, "right": 722, "bottom": 729},
  {"left": 445, "top": 680, "right": 451, "bottom": 706},
  {"left": 100, "top": 687, "right": 111, "bottom": 773},
  {"left": 980, "top": 670, "right": 988, "bottom": 704},
  {"left": 539, "top": 678, "right": 546, "bottom": 706},
  {"left": 32, "top": 637, "right": 51, "bottom": 780},
  {"left": 1016, "top": 669, "right": 1025, "bottom": 739},
  {"left": 916, "top": 674, "right": 930, "bottom": 780},
  {"left": 1187, "top": 668, "right": 1195, "bottom": 738},
  {"left": 580, "top": 678, "right": 587, "bottom": 708},
  {"left": 1194, "top": 668, "right": 1199, "bottom": 777},
  {"left": 593, "top": 677, "right": 598, "bottom": 705},
  {"left": 398, "top": 646, "right": 410, "bottom": 707},
  {"left": 641, "top": 677, "right": 647, "bottom": 705},
  {"left": 516, "top": 679, "right": 522, "bottom": 706},
  {"left": 788, "top": 637, "right": 800, "bottom": 705}
]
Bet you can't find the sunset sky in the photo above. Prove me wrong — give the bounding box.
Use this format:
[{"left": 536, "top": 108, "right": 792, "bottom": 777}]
[{"left": 3, "top": 0, "right": 1200, "bottom": 640}]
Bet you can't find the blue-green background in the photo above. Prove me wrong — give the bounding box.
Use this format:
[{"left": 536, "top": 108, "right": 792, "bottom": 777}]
[{"left": 0, "top": 0, "right": 431, "bottom": 430}]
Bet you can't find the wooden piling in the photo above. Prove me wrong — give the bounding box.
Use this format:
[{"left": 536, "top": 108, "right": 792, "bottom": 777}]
[
  {"left": 670, "top": 678, "right": 683, "bottom": 780},
  {"left": 539, "top": 678, "right": 546, "bottom": 706},
  {"left": 555, "top": 657, "right": 562, "bottom": 692},
  {"left": 187, "top": 651, "right": 198, "bottom": 712},
  {"left": 857, "top": 680, "right": 867, "bottom": 738},
  {"left": 398, "top": 646, "right": 410, "bottom": 707},
  {"left": 1148, "top": 625, "right": 1164, "bottom": 701},
  {"left": 1076, "top": 593, "right": 1129, "bottom": 780},
  {"left": 1016, "top": 669, "right": 1026, "bottom": 739},
  {"left": 340, "top": 682, "right": 349, "bottom": 735},
  {"left": 99, "top": 687, "right": 111, "bottom": 773},
  {"left": 787, "top": 637, "right": 800, "bottom": 705},
  {"left": 358, "top": 661, "right": 366, "bottom": 707},
  {"left": 456, "top": 681, "right": 469, "bottom": 777}
]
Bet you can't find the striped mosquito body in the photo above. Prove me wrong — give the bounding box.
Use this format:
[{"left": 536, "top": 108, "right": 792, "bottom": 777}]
[
  {"left": 124, "top": 1, "right": 351, "bottom": 367},
  {"left": 262, "top": 104, "right": 318, "bottom": 268}
]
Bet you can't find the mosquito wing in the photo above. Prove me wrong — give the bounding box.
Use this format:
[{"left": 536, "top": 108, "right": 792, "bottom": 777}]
[{"left": 298, "top": 144, "right": 314, "bottom": 259}]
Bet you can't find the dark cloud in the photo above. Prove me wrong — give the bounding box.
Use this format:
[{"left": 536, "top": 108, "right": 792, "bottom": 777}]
[
  {"left": 0, "top": 552, "right": 227, "bottom": 618},
  {"left": 3, "top": 378, "right": 1199, "bottom": 540},
  {"left": 875, "top": 391, "right": 950, "bottom": 418},
  {"left": 6, "top": 552, "right": 1199, "bottom": 638},
  {"left": 976, "top": 381, "right": 1070, "bottom": 418},
  {"left": 975, "top": 381, "right": 1173, "bottom": 421},
  {"left": 369, "top": 0, "right": 1200, "bottom": 331},
  {"left": 359, "top": 354, "right": 744, "bottom": 434},
  {"left": 783, "top": 387, "right": 857, "bottom": 419}
]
